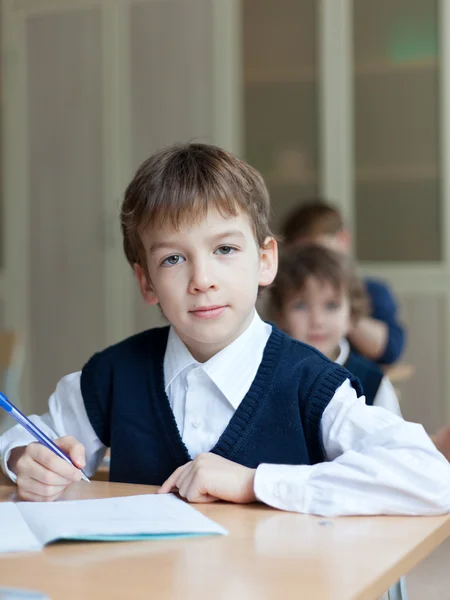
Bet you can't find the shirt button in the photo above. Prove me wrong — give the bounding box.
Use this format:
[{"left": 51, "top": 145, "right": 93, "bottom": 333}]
[{"left": 192, "top": 419, "right": 201, "bottom": 428}]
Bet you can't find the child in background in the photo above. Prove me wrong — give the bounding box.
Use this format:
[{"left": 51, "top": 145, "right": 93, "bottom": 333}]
[
  {"left": 269, "top": 244, "right": 450, "bottom": 459},
  {"left": 281, "top": 200, "right": 405, "bottom": 365},
  {"left": 0, "top": 143, "right": 449, "bottom": 516},
  {"left": 269, "top": 245, "right": 401, "bottom": 414}
]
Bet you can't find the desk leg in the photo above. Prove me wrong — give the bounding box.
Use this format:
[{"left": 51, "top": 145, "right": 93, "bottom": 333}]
[{"left": 387, "top": 577, "right": 408, "bottom": 600}]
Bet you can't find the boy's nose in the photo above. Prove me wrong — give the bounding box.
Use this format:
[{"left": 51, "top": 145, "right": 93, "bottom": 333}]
[
  {"left": 310, "top": 310, "right": 325, "bottom": 327},
  {"left": 188, "top": 260, "right": 217, "bottom": 293}
]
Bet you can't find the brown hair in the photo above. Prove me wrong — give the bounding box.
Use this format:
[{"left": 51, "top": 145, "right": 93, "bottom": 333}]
[
  {"left": 121, "top": 143, "right": 273, "bottom": 273},
  {"left": 269, "top": 245, "right": 369, "bottom": 322},
  {"left": 281, "top": 199, "right": 344, "bottom": 245}
]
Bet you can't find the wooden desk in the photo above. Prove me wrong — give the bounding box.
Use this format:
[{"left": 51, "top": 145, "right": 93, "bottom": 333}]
[{"left": 1, "top": 475, "right": 449, "bottom": 600}]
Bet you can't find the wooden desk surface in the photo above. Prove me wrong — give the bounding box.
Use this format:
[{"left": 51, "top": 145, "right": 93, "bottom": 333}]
[{"left": 1, "top": 475, "right": 449, "bottom": 600}]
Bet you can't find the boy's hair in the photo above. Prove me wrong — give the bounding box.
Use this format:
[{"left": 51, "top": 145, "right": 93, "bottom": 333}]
[
  {"left": 281, "top": 199, "right": 344, "bottom": 245},
  {"left": 269, "top": 245, "right": 369, "bottom": 322},
  {"left": 121, "top": 143, "right": 274, "bottom": 273}
]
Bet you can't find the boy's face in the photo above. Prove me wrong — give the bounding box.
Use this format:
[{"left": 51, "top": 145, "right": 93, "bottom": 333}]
[
  {"left": 278, "top": 276, "right": 351, "bottom": 360},
  {"left": 134, "top": 207, "right": 277, "bottom": 362}
]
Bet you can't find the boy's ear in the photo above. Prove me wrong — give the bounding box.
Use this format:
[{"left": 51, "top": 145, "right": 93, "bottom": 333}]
[
  {"left": 133, "top": 263, "right": 159, "bottom": 306},
  {"left": 258, "top": 237, "right": 278, "bottom": 288}
]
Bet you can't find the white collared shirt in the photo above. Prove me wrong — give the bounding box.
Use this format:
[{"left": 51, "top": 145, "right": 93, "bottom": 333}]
[
  {"left": 1, "top": 313, "right": 449, "bottom": 516},
  {"left": 335, "top": 338, "right": 402, "bottom": 417},
  {"left": 163, "top": 313, "right": 271, "bottom": 457}
]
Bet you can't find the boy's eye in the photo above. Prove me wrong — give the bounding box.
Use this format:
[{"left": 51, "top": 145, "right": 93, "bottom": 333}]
[
  {"left": 215, "top": 246, "right": 236, "bottom": 255},
  {"left": 326, "top": 302, "right": 341, "bottom": 310},
  {"left": 162, "top": 254, "right": 185, "bottom": 266},
  {"left": 293, "top": 302, "right": 307, "bottom": 311}
]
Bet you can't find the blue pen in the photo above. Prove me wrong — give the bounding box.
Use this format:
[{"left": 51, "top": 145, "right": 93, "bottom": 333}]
[{"left": 0, "top": 392, "right": 90, "bottom": 482}]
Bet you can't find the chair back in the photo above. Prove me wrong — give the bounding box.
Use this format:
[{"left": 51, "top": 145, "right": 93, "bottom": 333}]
[{"left": 0, "top": 331, "right": 25, "bottom": 435}]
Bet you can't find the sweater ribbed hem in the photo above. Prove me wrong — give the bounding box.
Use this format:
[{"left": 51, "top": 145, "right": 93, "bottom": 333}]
[
  {"left": 148, "top": 328, "right": 192, "bottom": 466},
  {"left": 81, "top": 352, "right": 110, "bottom": 447},
  {"left": 212, "top": 326, "right": 285, "bottom": 460},
  {"left": 303, "top": 365, "right": 362, "bottom": 464}
]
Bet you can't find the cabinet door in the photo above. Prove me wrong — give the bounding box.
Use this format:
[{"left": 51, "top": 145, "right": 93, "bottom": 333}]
[
  {"left": 128, "top": 0, "right": 216, "bottom": 333},
  {"left": 352, "top": 0, "right": 440, "bottom": 262},
  {"left": 242, "top": 0, "right": 319, "bottom": 231},
  {"left": 19, "top": 6, "right": 106, "bottom": 411}
]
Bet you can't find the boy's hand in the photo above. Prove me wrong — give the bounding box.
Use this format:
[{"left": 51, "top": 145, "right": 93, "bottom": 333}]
[
  {"left": 157, "top": 453, "right": 257, "bottom": 504},
  {"left": 8, "top": 436, "right": 86, "bottom": 502}
]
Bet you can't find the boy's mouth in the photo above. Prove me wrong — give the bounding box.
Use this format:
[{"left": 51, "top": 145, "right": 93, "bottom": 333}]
[
  {"left": 308, "top": 334, "right": 328, "bottom": 343},
  {"left": 190, "top": 305, "right": 227, "bottom": 319}
]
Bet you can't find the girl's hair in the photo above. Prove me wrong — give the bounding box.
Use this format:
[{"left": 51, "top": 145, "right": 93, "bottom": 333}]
[
  {"left": 269, "top": 244, "right": 369, "bottom": 322},
  {"left": 281, "top": 199, "right": 343, "bottom": 244}
]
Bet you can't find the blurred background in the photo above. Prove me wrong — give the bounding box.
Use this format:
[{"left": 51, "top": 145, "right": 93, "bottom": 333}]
[{"left": 0, "top": 0, "right": 448, "bottom": 439}]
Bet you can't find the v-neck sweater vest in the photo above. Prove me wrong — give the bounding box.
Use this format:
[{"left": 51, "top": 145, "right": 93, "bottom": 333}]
[{"left": 81, "top": 325, "right": 362, "bottom": 484}]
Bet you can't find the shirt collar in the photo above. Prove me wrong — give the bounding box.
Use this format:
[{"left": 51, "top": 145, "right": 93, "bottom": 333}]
[
  {"left": 163, "top": 311, "right": 272, "bottom": 409},
  {"left": 164, "top": 327, "right": 198, "bottom": 390},
  {"left": 335, "top": 338, "right": 350, "bottom": 366}
]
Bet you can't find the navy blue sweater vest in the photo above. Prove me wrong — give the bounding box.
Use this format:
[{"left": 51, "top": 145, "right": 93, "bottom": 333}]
[
  {"left": 80, "top": 326, "right": 362, "bottom": 485},
  {"left": 344, "top": 350, "right": 383, "bottom": 406}
]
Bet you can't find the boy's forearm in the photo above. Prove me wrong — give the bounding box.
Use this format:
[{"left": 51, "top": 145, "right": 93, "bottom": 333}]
[
  {"left": 347, "top": 317, "right": 388, "bottom": 361},
  {"left": 252, "top": 382, "right": 450, "bottom": 516},
  {"left": 253, "top": 428, "right": 450, "bottom": 516}
]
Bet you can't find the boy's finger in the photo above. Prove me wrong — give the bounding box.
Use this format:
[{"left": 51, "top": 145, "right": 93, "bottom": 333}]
[
  {"left": 187, "top": 492, "right": 218, "bottom": 504},
  {"left": 56, "top": 436, "right": 86, "bottom": 468},
  {"left": 19, "top": 478, "right": 68, "bottom": 499},
  {"left": 158, "top": 463, "right": 190, "bottom": 494},
  {"left": 19, "top": 458, "right": 75, "bottom": 486},
  {"left": 27, "top": 443, "right": 82, "bottom": 481},
  {"left": 172, "top": 464, "right": 194, "bottom": 495},
  {"left": 178, "top": 472, "right": 217, "bottom": 503},
  {"left": 18, "top": 485, "right": 66, "bottom": 502}
]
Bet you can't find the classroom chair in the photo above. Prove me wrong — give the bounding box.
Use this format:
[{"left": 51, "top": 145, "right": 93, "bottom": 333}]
[{"left": 0, "top": 330, "right": 25, "bottom": 435}]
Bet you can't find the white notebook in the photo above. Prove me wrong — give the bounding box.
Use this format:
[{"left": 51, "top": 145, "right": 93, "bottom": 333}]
[{"left": 0, "top": 494, "right": 227, "bottom": 553}]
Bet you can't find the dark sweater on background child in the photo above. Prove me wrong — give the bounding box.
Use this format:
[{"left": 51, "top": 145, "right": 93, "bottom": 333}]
[{"left": 364, "top": 278, "right": 405, "bottom": 364}]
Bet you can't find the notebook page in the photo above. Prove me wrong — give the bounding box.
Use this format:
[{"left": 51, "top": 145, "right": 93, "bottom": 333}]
[
  {"left": 0, "top": 503, "right": 42, "bottom": 553},
  {"left": 17, "top": 493, "right": 227, "bottom": 545}
]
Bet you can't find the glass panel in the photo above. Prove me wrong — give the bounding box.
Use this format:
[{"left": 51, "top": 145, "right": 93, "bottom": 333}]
[
  {"left": 355, "top": 181, "right": 440, "bottom": 261},
  {"left": 0, "top": 9, "right": 2, "bottom": 271},
  {"left": 27, "top": 9, "right": 104, "bottom": 411},
  {"left": 130, "top": 0, "right": 213, "bottom": 168},
  {"left": 397, "top": 292, "right": 447, "bottom": 433},
  {"left": 129, "top": 0, "right": 214, "bottom": 333},
  {"left": 243, "top": 0, "right": 318, "bottom": 232},
  {"left": 353, "top": 0, "right": 440, "bottom": 262}
]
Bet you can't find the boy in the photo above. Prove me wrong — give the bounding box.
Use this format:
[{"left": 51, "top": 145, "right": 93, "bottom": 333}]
[
  {"left": 0, "top": 143, "right": 449, "bottom": 516},
  {"left": 281, "top": 200, "right": 405, "bottom": 365},
  {"left": 269, "top": 245, "right": 401, "bottom": 415},
  {"left": 269, "top": 244, "right": 450, "bottom": 460}
]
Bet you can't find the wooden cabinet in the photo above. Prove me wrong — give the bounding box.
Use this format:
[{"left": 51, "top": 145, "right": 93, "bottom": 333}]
[
  {"left": 242, "top": 0, "right": 450, "bottom": 431},
  {"left": 1, "top": 0, "right": 239, "bottom": 412}
]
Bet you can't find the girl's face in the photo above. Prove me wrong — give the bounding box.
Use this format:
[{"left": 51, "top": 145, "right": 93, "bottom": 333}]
[{"left": 279, "top": 276, "right": 351, "bottom": 360}]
